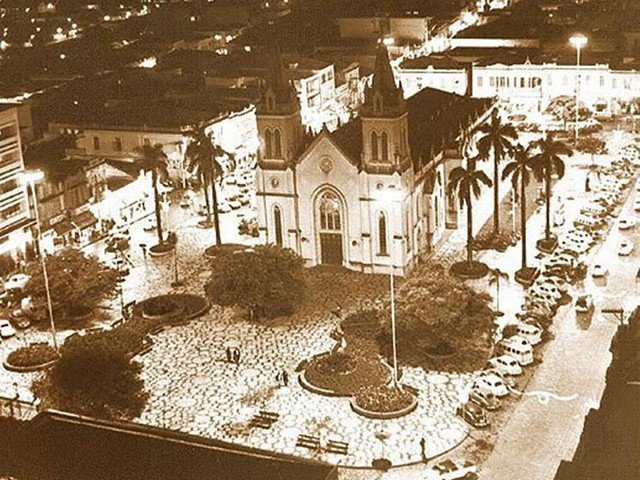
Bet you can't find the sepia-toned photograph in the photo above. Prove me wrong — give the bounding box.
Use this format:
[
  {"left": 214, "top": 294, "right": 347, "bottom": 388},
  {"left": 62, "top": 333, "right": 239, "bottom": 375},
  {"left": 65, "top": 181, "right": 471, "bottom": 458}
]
[{"left": 0, "top": 0, "right": 638, "bottom": 479}]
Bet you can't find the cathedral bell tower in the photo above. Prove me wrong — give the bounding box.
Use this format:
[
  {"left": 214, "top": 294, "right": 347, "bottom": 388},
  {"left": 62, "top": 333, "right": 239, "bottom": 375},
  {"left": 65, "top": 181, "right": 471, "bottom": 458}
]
[
  {"left": 256, "top": 36, "right": 304, "bottom": 168},
  {"left": 361, "top": 43, "right": 410, "bottom": 172}
]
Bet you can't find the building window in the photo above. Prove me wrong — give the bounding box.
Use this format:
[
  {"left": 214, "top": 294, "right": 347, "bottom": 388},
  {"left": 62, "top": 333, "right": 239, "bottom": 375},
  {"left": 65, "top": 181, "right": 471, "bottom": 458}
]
[
  {"left": 319, "top": 192, "right": 341, "bottom": 231},
  {"left": 114, "top": 137, "right": 122, "bottom": 151},
  {"left": 600, "top": 76, "right": 605, "bottom": 87},
  {"left": 381, "top": 131, "right": 389, "bottom": 161},
  {"left": 371, "top": 132, "right": 379, "bottom": 160},
  {"left": 265, "top": 129, "right": 273, "bottom": 158},
  {"left": 273, "top": 206, "right": 283, "bottom": 246},
  {"left": 93, "top": 137, "right": 100, "bottom": 150},
  {"left": 405, "top": 206, "right": 411, "bottom": 253},
  {"left": 274, "top": 129, "right": 282, "bottom": 158},
  {"left": 378, "top": 211, "right": 388, "bottom": 255},
  {"left": 489, "top": 77, "right": 495, "bottom": 87},
  {"left": 477, "top": 76, "right": 483, "bottom": 87}
]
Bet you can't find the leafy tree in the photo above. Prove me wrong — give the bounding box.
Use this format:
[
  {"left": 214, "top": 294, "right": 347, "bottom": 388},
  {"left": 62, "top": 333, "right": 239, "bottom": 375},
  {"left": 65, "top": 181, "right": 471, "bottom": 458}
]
[
  {"left": 545, "top": 95, "right": 592, "bottom": 123},
  {"left": 447, "top": 154, "right": 492, "bottom": 270},
  {"left": 502, "top": 144, "right": 536, "bottom": 273},
  {"left": 0, "top": 253, "right": 15, "bottom": 279},
  {"left": 25, "top": 248, "right": 119, "bottom": 320},
  {"left": 33, "top": 336, "right": 147, "bottom": 420},
  {"left": 205, "top": 245, "right": 306, "bottom": 319},
  {"left": 530, "top": 133, "right": 573, "bottom": 244},
  {"left": 184, "top": 127, "right": 235, "bottom": 246},
  {"left": 133, "top": 142, "right": 169, "bottom": 246},
  {"left": 476, "top": 110, "right": 517, "bottom": 236}
]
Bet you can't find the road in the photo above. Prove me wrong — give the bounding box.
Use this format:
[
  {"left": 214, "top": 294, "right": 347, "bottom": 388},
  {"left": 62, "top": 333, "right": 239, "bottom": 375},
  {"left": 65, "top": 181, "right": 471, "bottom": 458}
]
[{"left": 478, "top": 152, "right": 638, "bottom": 480}]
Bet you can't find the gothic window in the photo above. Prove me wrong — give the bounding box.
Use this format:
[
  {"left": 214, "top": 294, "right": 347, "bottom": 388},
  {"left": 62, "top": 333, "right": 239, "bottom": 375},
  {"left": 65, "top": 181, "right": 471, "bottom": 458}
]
[
  {"left": 319, "top": 192, "right": 341, "bottom": 231},
  {"left": 274, "top": 206, "right": 283, "bottom": 246},
  {"left": 274, "top": 129, "right": 282, "bottom": 158},
  {"left": 381, "top": 131, "right": 389, "bottom": 160},
  {"left": 265, "top": 129, "right": 273, "bottom": 158},
  {"left": 378, "top": 211, "right": 388, "bottom": 255},
  {"left": 371, "top": 132, "right": 379, "bottom": 160}
]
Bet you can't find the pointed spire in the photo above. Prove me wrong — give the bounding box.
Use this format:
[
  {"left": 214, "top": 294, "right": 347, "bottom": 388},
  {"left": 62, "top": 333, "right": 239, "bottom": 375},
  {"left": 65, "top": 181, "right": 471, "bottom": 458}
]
[
  {"left": 258, "top": 29, "right": 298, "bottom": 115},
  {"left": 371, "top": 42, "right": 398, "bottom": 98},
  {"left": 363, "top": 41, "right": 405, "bottom": 117}
]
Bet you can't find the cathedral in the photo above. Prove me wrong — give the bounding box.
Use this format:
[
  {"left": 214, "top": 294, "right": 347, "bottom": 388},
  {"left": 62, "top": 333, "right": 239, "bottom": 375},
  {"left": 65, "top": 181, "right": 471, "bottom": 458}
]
[{"left": 255, "top": 41, "right": 495, "bottom": 275}]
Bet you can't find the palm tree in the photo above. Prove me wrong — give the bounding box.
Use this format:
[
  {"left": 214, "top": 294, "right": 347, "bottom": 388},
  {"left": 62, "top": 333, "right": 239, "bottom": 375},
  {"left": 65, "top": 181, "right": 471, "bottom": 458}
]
[
  {"left": 133, "top": 142, "right": 169, "bottom": 247},
  {"left": 530, "top": 133, "right": 573, "bottom": 247},
  {"left": 447, "top": 156, "right": 492, "bottom": 271},
  {"left": 476, "top": 109, "right": 518, "bottom": 237},
  {"left": 488, "top": 267, "right": 509, "bottom": 315},
  {"left": 502, "top": 144, "right": 535, "bottom": 276}
]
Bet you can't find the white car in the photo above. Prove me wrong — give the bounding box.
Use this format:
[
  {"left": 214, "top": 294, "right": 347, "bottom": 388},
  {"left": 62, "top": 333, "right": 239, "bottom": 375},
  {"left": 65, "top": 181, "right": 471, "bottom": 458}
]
[
  {"left": 217, "top": 202, "right": 231, "bottom": 213},
  {"left": 591, "top": 263, "right": 608, "bottom": 278},
  {"left": 488, "top": 355, "right": 523, "bottom": 376},
  {"left": 0, "top": 319, "right": 16, "bottom": 338},
  {"left": 530, "top": 283, "right": 562, "bottom": 300},
  {"left": 228, "top": 199, "right": 241, "bottom": 210},
  {"left": 4, "top": 273, "right": 30, "bottom": 291},
  {"left": 142, "top": 217, "right": 156, "bottom": 232},
  {"left": 473, "top": 373, "right": 509, "bottom": 397},
  {"left": 619, "top": 239, "right": 634, "bottom": 256},
  {"left": 538, "top": 275, "right": 568, "bottom": 293},
  {"left": 575, "top": 294, "right": 593, "bottom": 313},
  {"left": 428, "top": 459, "right": 477, "bottom": 480},
  {"left": 619, "top": 218, "right": 636, "bottom": 230}
]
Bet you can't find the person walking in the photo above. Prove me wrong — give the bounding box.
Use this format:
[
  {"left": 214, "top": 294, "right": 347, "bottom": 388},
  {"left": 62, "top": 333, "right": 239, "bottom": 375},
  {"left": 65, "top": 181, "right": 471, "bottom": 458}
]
[
  {"left": 419, "top": 437, "right": 427, "bottom": 463},
  {"left": 225, "top": 346, "right": 232, "bottom": 363},
  {"left": 282, "top": 370, "right": 289, "bottom": 386}
]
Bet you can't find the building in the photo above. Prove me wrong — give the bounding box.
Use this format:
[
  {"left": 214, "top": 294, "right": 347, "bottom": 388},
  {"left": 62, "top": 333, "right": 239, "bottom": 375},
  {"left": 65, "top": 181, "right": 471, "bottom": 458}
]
[
  {"left": 256, "top": 42, "right": 493, "bottom": 276},
  {"left": 0, "top": 105, "right": 34, "bottom": 259},
  {"left": 335, "top": 14, "right": 432, "bottom": 45}
]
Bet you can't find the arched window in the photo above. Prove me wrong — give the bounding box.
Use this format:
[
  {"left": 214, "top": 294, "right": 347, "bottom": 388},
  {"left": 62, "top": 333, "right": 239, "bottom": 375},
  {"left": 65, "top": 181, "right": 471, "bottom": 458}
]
[
  {"left": 273, "top": 206, "right": 283, "bottom": 246},
  {"left": 274, "top": 129, "right": 282, "bottom": 158},
  {"left": 265, "top": 129, "right": 273, "bottom": 158},
  {"left": 319, "top": 191, "right": 341, "bottom": 231},
  {"left": 381, "top": 131, "right": 389, "bottom": 161},
  {"left": 371, "top": 132, "right": 379, "bottom": 160},
  {"left": 378, "top": 211, "right": 388, "bottom": 255}
]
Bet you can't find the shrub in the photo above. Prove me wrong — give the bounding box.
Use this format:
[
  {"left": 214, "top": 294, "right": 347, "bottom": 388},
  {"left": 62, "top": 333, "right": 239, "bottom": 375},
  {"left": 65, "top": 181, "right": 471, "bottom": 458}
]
[
  {"left": 205, "top": 245, "right": 306, "bottom": 319},
  {"left": 0, "top": 253, "right": 15, "bottom": 279},
  {"left": 142, "top": 297, "right": 179, "bottom": 317},
  {"left": 33, "top": 336, "right": 148, "bottom": 420},
  {"left": 6, "top": 343, "right": 58, "bottom": 368},
  {"left": 502, "top": 324, "right": 519, "bottom": 339},
  {"left": 238, "top": 217, "right": 259, "bottom": 237}
]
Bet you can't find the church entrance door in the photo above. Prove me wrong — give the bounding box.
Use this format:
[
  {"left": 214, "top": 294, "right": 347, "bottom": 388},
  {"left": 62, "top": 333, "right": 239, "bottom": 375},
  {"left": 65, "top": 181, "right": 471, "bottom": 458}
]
[{"left": 317, "top": 190, "right": 344, "bottom": 266}]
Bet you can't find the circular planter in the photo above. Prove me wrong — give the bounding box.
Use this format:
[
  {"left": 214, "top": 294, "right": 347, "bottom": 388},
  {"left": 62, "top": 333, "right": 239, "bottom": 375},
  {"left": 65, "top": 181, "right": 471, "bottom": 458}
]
[
  {"left": 4, "top": 344, "right": 60, "bottom": 372},
  {"left": 203, "top": 243, "right": 245, "bottom": 260},
  {"left": 197, "top": 220, "right": 214, "bottom": 229},
  {"left": 449, "top": 260, "right": 489, "bottom": 279},
  {"left": 142, "top": 304, "right": 183, "bottom": 320},
  {"left": 515, "top": 267, "right": 540, "bottom": 286},
  {"left": 536, "top": 236, "right": 558, "bottom": 254},
  {"left": 350, "top": 392, "right": 418, "bottom": 420},
  {"left": 148, "top": 243, "right": 175, "bottom": 257},
  {"left": 298, "top": 370, "right": 351, "bottom": 397}
]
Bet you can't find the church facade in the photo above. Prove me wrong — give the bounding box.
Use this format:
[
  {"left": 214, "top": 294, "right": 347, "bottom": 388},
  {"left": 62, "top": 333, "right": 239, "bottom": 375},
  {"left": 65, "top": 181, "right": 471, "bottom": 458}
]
[{"left": 255, "top": 42, "right": 495, "bottom": 275}]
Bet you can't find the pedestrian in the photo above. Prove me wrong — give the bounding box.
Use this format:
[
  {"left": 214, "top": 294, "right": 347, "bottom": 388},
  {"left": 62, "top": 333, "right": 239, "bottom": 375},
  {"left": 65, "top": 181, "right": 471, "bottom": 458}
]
[
  {"left": 225, "top": 346, "right": 232, "bottom": 363},
  {"left": 419, "top": 437, "right": 426, "bottom": 462},
  {"left": 140, "top": 243, "right": 147, "bottom": 259},
  {"left": 585, "top": 176, "right": 591, "bottom": 192},
  {"left": 233, "top": 347, "right": 240, "bottom": 364},
  {"left": 276, "top": 371, "right": 282, "bottom": 385},
  {"left": 282, "top": 369, "right": 289, "bottom": 386}
]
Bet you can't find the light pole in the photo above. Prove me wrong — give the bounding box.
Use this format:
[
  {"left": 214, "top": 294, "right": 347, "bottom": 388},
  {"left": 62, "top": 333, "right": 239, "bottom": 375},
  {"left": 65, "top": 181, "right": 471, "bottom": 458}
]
[
  {"left": 374, "top": 186, "right": 403, "bottom": 386},
  {"left": 21, "top": 170, "right": 58, "bottom": 351},
  {"left": 569, "top": 34, "right": 588, "bottom": 146}
]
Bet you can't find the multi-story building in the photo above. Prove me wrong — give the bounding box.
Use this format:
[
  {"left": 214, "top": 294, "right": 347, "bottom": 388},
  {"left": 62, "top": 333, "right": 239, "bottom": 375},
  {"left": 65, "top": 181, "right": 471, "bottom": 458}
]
[{"left": 0, "top": 105, "right": 34, "bottom": 258}]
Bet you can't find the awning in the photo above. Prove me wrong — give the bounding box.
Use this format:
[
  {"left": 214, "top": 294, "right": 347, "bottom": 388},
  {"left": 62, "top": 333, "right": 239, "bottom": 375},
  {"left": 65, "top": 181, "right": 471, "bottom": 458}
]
[
  {"left": 53, "top": 219, "right": 73, "bottom": 236},
  {"left": 71, "top": 211, "right": 98, "bottom": 230}
]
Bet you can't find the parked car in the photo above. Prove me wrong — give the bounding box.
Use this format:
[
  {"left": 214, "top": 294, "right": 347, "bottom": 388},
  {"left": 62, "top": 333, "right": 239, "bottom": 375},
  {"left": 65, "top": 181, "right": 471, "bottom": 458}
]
[
  {"left": 619, "top": 239, "right": 634, "bottom": 256},
  {"left": 0, "top": 319, "right": 16, "bottom": 338},
  {"left": 575, "top": 294, "right": 593, "bottom": 313},
  {"left": 142, "top": 217, "right": 156, "bottom": 231},
  {"left": 430, "top": 459, "right": 478, "bottom": 480},
  {"left": 468, "top": 389, "right": 500, "bottom": 411},
  {"left": 4, "top": 273, "right": 29, "bottom": 291},
  {"left": 498, "top": 336, "right": 534, "bottom": 365},
  {"left": 488, "top": 355, "right": 523, "bottom": 376},
  {"left": 530, "top": 282, "right": 562, "bottom": 300},
  {"left": 473, "top": 373, "right": 509, "bottom": 397},
  {"left": 457, "top": 401, "right": 488, "bottom": 428},
  {"left": 591, "top": 263, "right": 608, "bottom": 278},
  {"left": 10, "top": 310, "right": 31, "bottom": 330},
  {"left": 228, "top": 199, "right": 242, "bottom": 210},
  {"left": 217, "top": 202, "right": 231, "bottom": 213},
  {"left": 179, "top": 194, "right": 191, "bottom": 208},
  {"left": 513, "top": 322, "right": 543, "bottom": 345}
]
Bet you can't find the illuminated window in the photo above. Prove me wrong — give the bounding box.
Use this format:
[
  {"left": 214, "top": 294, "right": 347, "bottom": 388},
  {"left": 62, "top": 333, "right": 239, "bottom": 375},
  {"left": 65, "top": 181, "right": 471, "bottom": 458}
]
[
  {"left": 378, "top": 211, "right": 388, "bottom": 255},
  {"left": 273, "top": 206, "right": 283, "bottom": 246}
]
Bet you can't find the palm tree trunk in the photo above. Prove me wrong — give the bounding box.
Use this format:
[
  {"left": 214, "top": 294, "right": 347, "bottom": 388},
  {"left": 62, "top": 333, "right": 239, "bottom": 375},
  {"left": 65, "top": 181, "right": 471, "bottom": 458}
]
[
  {"left": 493, "top": 153, "right": 500, "bottom": 236},
  {"left": 211, "top": 175, "right": 222, "bottom": 246},
  {"left": 520, "top": 175, "right": 527, "bottom": 270},
  {"left": 203, "top": 176, "right": 212, "bottom": 225},
  {"left": 466, "top": 187, "right": 473, "bottom": 267},
  {"left": 545, "top": 168, "right": 552, "bottom": 241},
  {"left": 152, "top": 170, "right": 164, "bottom": 245}
]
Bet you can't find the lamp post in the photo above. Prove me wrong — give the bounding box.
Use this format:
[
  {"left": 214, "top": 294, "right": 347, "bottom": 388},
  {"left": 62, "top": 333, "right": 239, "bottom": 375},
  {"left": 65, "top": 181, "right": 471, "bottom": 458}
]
[
  {"left": 21, "top": 170, "right": 58, "bottom": 351},
  {"left": 374, "top": 186, "right": 404, "bottom": 386},
  {"left": 569, "top": 34, "right": 588, "bottom": 146}
]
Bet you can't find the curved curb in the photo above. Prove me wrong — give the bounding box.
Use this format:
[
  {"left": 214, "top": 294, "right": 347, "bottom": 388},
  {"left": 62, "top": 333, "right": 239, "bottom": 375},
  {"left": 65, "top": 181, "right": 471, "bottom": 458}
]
[
  {"left": 3, "top": 357, "right": 59, "bottom": 373},
  {"left": 148, "top": 244, "right": 175, "bottom": 257},
  {"left": 298, "top": 370, "right": 351, "bottom": 398},
  {"left": 349, "top": 394, "right": 418, "bottom": 420}
]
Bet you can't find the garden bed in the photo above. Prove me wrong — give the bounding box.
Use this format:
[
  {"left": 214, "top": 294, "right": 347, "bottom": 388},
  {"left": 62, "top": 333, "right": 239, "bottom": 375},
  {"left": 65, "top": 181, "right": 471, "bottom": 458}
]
[
  {"left": 134, "top": 294, "right": 210, "bottom": 321},
  {"left": 203, "top": 243, "right": 245, "bottom": 260},
  {"left": 64, "top": 304, "right": 93, "bottom": 322},
  {"left": 350, "top": 384, "right": 418, "bottom": 419},
  {"left": 449, "top": 260, "right": 489, "bottom": 279},
  {"left": 4, "top": 343, "right": 59, "bottom": 372},
  {"left": 148, "top": 242, "right": 175, "bottom": 257}
]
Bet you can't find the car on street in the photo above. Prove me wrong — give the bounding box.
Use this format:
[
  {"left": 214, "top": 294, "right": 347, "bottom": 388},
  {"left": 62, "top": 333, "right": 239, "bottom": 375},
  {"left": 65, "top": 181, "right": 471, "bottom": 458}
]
[
  {"left": 473, "top": 373, "right": 509, "bottom": 397},
  {"left": 468, "top": 389, "right": 500, "bottom": 411},
  {"left": 217, "top": 201, "right": 231, "bottom": 213},
  {"left": 228, "top": 199, "right": 242, "bottom": 210},
  {"left": 530, "top": 282, "right": 562, "bottom": 300},
  {"left": 457, "top": 401, "right": 488, "bottom": 428},
  {"left": 143, "top": 217, "right": 156, "bottom": 231},
  {"left": 619, "top": 218, "right": 636, "bottom": 230},
  {"left": 575, "top": 294, "right": 593, "bottom": 313},
  {"left": 488, "top": 355, "right": 523, "bottom": 376},
  {"left": 619, "top": 239, "right": 634, "bottom": 256},
  {"left": 4, "top": 273, "right": 29, "bottom": 291},
  {"left": 10, "top": 309, "right": 31, "bottom": 330},
  {"left": 539, "top": 275, "right": 569, "bottom": 293},
  {"left": 0, "top": 319, "right": 16, "bottom": 338},
  {"left": 430, "top": 459, "right": 478, "bottom": 480},
  {"left": 591, "top": 263, "right": 608, "bottom": 277},
  {"left": 179, "top": 193, "right": 191, "bottom": 208}
]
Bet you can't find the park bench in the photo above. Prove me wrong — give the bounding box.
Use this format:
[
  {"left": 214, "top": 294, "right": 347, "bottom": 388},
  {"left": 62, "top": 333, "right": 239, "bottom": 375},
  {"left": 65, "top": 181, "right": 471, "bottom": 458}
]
[
  {"left": 249, "top": 410, "right": 279, "bottom": 430},
  {"left": 296, "top": 434, "right": 321, "bottom": 450},
  {"left": 326, "top": 439, "right": 349, "bottom": 455}
]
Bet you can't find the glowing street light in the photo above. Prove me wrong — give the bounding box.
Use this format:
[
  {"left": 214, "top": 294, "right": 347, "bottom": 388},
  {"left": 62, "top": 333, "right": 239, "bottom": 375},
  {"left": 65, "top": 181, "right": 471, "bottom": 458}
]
[
  {"left": 373, "top": 185, "right": 404, "bottom": 386},
  {"left": 20, "top": 170, "right": 58, "bottom": 351},
  {"left": 569, "top": 34, "right": 588, "bottom": 145}
]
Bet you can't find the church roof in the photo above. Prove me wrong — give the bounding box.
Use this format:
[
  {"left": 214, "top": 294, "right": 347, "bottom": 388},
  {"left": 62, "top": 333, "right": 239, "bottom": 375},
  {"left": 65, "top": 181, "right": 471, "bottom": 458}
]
[{"left": 331, "top": 87, "right": 493, "bottom": 170}]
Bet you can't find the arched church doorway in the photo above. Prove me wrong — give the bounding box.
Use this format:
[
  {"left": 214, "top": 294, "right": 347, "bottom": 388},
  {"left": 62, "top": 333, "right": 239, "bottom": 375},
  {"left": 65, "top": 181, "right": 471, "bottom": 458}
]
[{"left": 317, "top": 190, "right": 344, "bottom": 265}]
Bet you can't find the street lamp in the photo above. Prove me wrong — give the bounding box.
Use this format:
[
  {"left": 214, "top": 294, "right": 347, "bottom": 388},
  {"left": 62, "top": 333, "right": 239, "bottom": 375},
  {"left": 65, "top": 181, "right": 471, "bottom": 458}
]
[
  {"left": 373, "top": 185, "right": 404, "bottom": 386},
  {"left": 21, "top": 170, "right": 58, "bottom": 351},
  {"left": 569, "top": 34, "right": 588, "bottom": 146}
]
